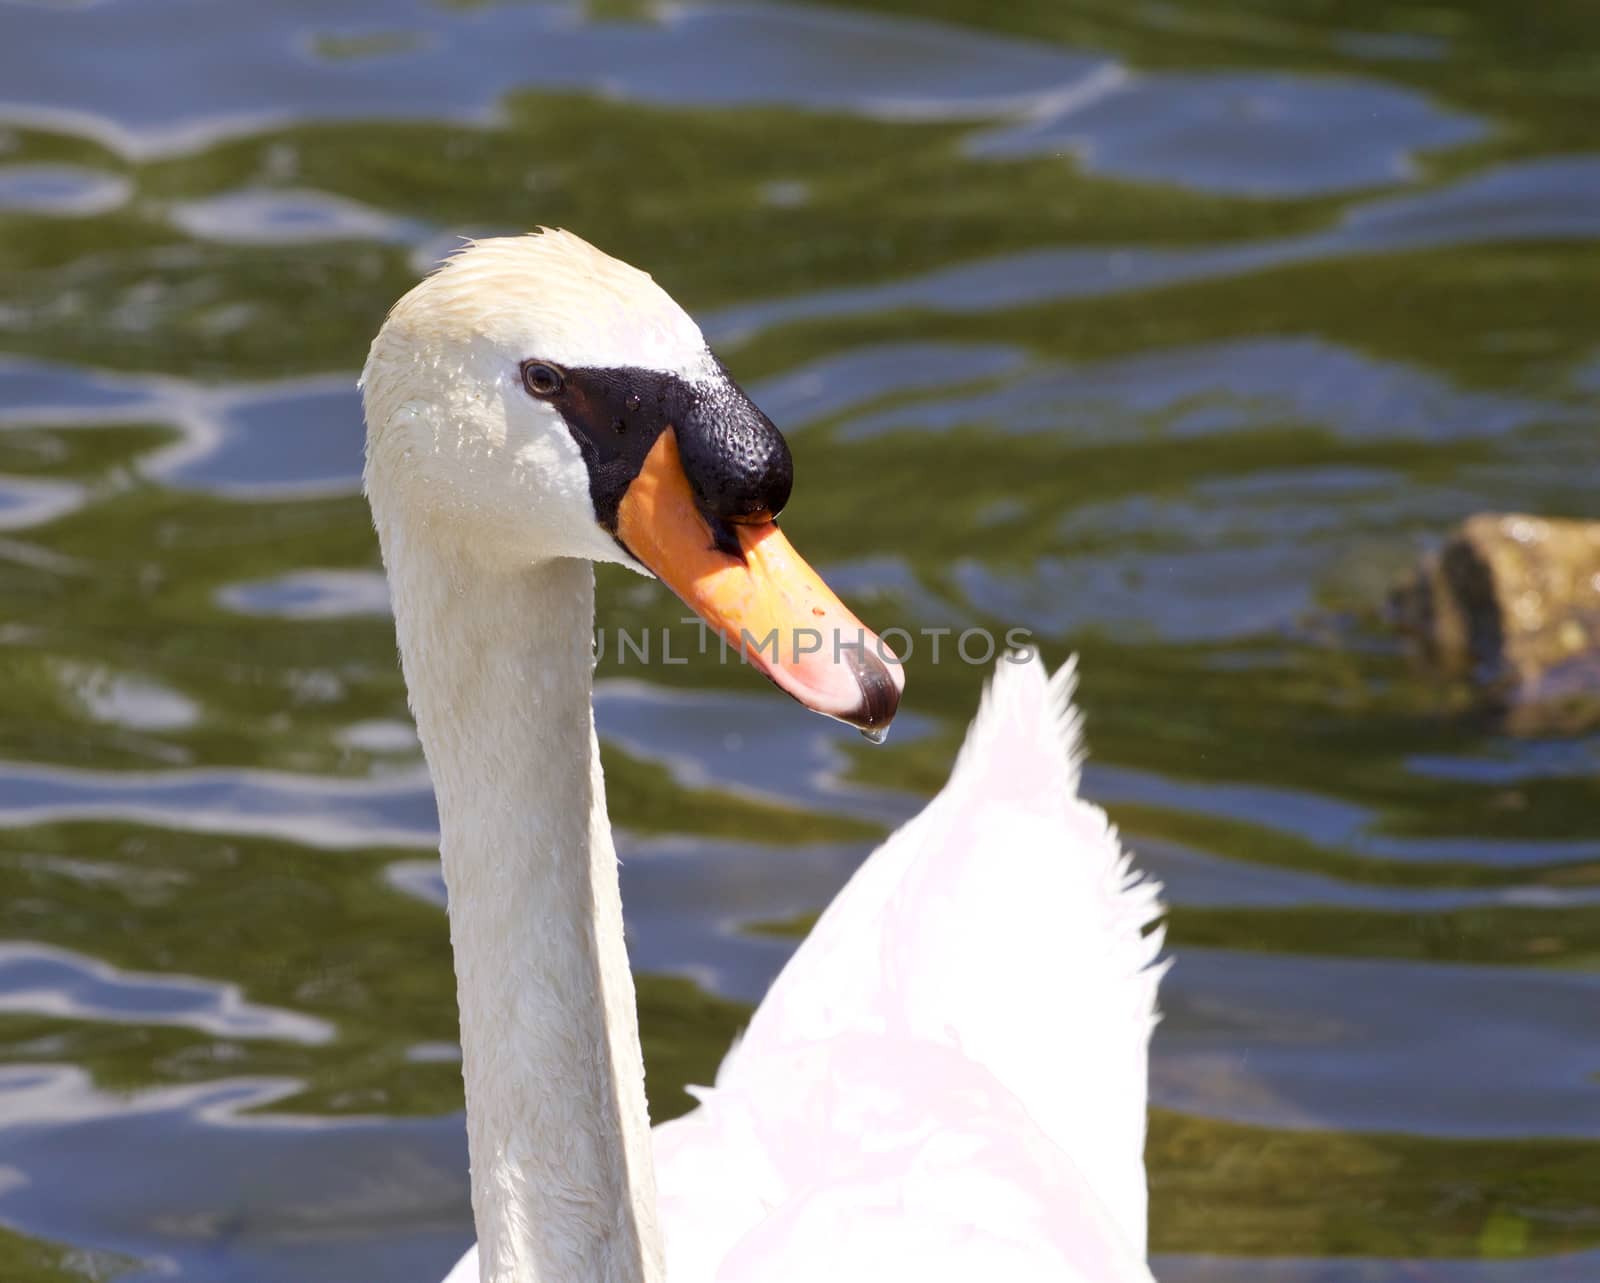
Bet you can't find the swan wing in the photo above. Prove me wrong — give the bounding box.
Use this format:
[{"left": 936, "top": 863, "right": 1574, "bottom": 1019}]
[{"left": 654, "top": 654, "right": 1167, "bottom": 1281}]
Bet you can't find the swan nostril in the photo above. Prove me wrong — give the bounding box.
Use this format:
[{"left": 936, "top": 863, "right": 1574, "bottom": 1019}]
[
  {"left": 612, "top": 418, "right": 627, "bottom": 434},
  {"left": 727, "top": 503, "right": 778, "bottom": 525}
]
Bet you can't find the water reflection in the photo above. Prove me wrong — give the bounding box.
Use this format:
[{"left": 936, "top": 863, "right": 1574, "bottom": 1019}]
[
  {"left": 710, "top": 155, "right": 1600, "bottom": 340},
  {"left": 0, "top": 945, "right": 332, "bottom": 1044},
  {"left": 0, "top": 0, "right": 1107, "bottom": 153},
  {"left": 839, "top": 337, "right": 1561, "bottom": 443},
  {"left": 0, "top": 165, "right": 130, "bottom": 216},
  {"left": 220, "top": 570, "right": 391, "bottom": 620},
  {"left": 970, "top": 69, "right": 1481, "bottom": 194},
  {"left": 1157, "top": 949, "right": 1600, "bottom": 1139},
  {"left": 169, "top": 188, "right": 421, "bottom": 246}
]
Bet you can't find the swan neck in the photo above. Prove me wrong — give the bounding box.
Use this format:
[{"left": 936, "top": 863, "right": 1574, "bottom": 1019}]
[{"left": 379, "top": 522, "right": 661, "bottom": 1283}]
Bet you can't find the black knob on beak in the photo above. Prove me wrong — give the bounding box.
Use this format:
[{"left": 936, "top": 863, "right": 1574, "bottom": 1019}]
[{"left": 674, "top": 364, "right": 793, "bottom": 527}]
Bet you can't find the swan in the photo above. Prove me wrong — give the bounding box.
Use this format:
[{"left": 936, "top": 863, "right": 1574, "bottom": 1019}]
[{"left": 360, "top": 229, "right": 1167, "bottom": 1283}]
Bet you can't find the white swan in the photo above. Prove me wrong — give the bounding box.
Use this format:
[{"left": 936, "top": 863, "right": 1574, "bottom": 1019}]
[{"left": 361, "top": 229, "right": 1167, "bottom": 1283}]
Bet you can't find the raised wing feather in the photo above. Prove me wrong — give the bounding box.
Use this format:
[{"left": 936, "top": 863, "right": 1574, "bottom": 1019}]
[{"left": 652, "top": 655, "right": 1167, "bottom": 1282}]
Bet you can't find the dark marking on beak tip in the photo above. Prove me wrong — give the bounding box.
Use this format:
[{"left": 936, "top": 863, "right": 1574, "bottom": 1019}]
[{"left": 844, "top": 645, "right": 901, "bottom": 738}]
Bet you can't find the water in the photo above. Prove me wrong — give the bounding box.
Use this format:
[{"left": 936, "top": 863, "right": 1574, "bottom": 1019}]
[{"left": 0, "top": 0, "right": 1597, "bottom": 1278}]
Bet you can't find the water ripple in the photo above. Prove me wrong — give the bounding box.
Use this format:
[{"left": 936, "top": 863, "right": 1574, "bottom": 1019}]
[
  {"left": 971, "top": 70, "right": 1480, "bottom": 195},
  {"left": 708, "top": 156, "right": 1600, "bottom": 342},
  {"left": 0, "top": 163, "right": 131, "bottom": 215},
  {"left": 219, "top": 570, "right": 390, "bottom": 620},
  {"left": 1157, "top": 949, "right": 1600, "bottom": 1139},
  {"left": 0, "top": 944, "right": 333, "bottom": 1044},
  {"left": 840, "top": 336, "right": 1561, "bottom": 443},
  {"left": 1089, "top": 764, "right": 1600, "bottom": 870},
  {"left": 168, "top": 188, "right": 422, "bottom": 246},
  {"left": 0, "top": 0, "right": 1107, "bottom": 157},
  {"left": 0, "top": 761, "right": 436, "bottom": 850},
  {"left": 1158, "top": 1247, "right": 1600, "bottom": 1283},
  {"left": 594, "top": 679, "right": 930, "bottom": 827},
  {"left": 0, "top": 1067, "right": 469, "bottom": 1282}
]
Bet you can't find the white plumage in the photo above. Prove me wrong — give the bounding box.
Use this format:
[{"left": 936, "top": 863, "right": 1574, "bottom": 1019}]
[
  {"left": 362, "top": 230, "right": 1166, "bottom": 1283},
  {"left": 443, "top": 655, "right": 1165, "bottom": 1283}
]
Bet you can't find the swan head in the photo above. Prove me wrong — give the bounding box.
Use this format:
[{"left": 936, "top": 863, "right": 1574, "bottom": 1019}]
[{"left": 362, "top": 228, "right": 902, "bottom": 735}]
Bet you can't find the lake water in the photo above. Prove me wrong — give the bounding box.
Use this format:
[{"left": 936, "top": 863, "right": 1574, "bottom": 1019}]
[{"left": 0, "top": 0, "right": 1597, "bottom": 1278}]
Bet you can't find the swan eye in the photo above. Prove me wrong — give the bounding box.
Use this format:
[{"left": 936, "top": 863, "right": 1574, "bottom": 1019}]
[{"left": 521, "top": 362, "right": 564, "bottom": 398}]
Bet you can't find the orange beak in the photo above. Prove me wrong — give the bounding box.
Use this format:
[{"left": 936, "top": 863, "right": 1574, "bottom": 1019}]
[{"left": 616, "top": 430, "right": 903, "bottom": 737}]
